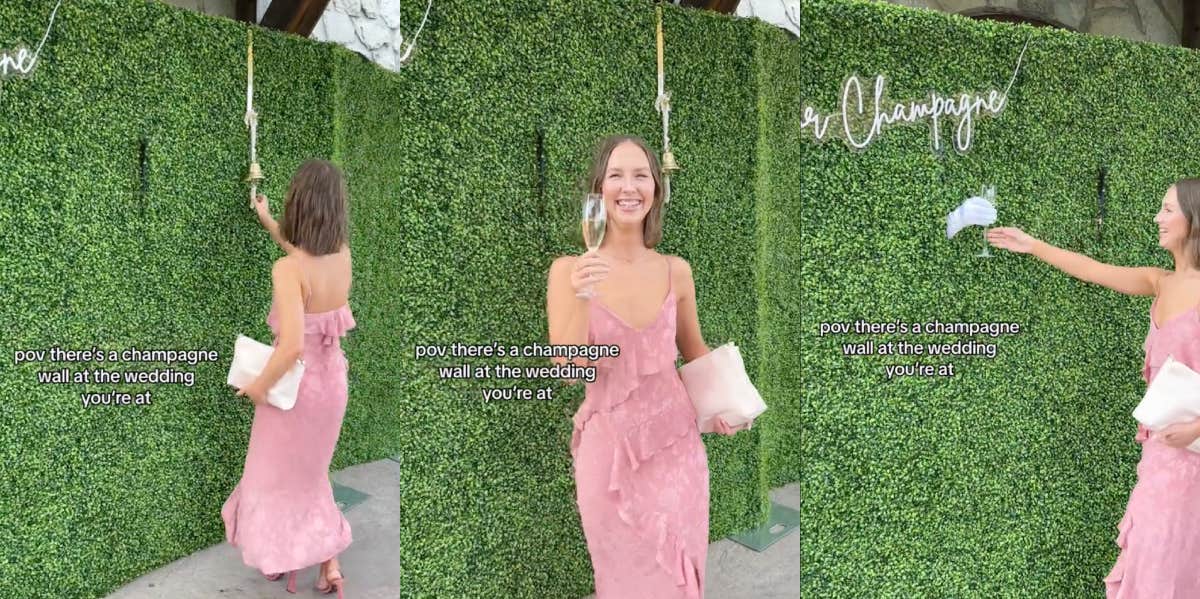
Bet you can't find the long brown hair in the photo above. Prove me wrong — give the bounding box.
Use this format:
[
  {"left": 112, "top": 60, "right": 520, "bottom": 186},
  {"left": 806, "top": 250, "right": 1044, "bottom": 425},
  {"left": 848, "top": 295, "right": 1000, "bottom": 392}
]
[
  {"left": 586, "top": 136, "right": 665, "bottom": 248},
  {"left": 279, "top": 160, "right": 349, "bottom": 255},
  {"left": 1176, "top": 178, "right": 1200, "bottom": 269}
]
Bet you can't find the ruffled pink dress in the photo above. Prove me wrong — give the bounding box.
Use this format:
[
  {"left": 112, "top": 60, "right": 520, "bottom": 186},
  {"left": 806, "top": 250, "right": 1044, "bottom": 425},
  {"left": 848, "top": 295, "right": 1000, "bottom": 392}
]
[
  {"left": 570, "top": 259, "right": 710, "bottom": 599},
  {"left": 221, "top": 302, "right": 356, "bottom": 575},
  {"left": 1104, "top": 298, "right": 1200, "bottom": 597}
]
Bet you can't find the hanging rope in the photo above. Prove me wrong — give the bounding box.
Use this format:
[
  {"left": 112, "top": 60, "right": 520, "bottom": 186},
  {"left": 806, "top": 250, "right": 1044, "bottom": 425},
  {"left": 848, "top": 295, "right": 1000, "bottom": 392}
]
[
  {"left": 398, "top": 0, "right": 434, "bottom": 67},
  {"left": 244, "top": 29, "right": 262, "bottom": 208},
  {"left": 655, "top": 5, "right": 679, "bottom": 203}
]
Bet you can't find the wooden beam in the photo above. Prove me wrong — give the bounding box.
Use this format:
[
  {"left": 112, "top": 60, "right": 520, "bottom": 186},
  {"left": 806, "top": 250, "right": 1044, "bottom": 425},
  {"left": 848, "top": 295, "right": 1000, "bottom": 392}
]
[
  {"left": 234, "top": 0, "right": 256, "bottom": 24},
  {"left": 678, "top": 0, "right": 740, "bottom": 14},
  {"left": 259, "top": 0, "right": 332, "bottom": 36},
  {"left": 1185, "top": 0, "right": 1199, "bottom": 49}
]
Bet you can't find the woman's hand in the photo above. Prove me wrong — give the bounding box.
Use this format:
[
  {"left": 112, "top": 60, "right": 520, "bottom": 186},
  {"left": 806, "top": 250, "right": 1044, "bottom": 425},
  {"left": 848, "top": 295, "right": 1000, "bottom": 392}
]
[
  {"left": 253, "top": 193, "right": 273, "bottom": 227},
  {"left": 235, "top": 381, "right": 270, "bottom": 407},
  {"left": 570, "top": 250, "right": 610, "bottom": 298},
  {"left": 253, "top": 195, "right": 298, "bottom": 254},
  {"left": 1152, "top": 419, "right": 1200, "bottom": 449},
  {"left": 712, "top": 417, "right": 751, "bottom": 436},
  {"left": 986, "top": 227, "right": 1038, "bottom": 254}
]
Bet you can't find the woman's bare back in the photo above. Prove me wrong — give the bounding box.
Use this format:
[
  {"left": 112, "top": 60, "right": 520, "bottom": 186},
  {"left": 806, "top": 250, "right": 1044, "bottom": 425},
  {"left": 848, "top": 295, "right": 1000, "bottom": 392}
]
[{"left": 293, "top": 246, "right": 352, "bottom": 313}]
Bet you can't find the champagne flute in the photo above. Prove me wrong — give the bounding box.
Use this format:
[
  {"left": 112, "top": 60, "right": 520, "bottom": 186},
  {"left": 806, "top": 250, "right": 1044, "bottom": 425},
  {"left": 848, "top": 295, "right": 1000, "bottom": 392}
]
[
  {"left": 977, "top": 185, "right": 997, "bottom": 258},
  {"left": 580, "top": 193, "right": 606, "bottom": 298}
]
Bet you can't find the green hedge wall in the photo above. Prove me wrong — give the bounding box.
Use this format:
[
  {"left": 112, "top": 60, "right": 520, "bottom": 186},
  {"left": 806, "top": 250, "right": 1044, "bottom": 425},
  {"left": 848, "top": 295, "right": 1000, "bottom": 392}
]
[
  {"left": 754, "top": 21, "right": 803, "bottom": 489},
  {"left": 800, "top": 0, "right": 1200, "bottom": 596},
  {"left": 0, "top": 2, "right": 351, "bottom": 597},
  {"left": 1, "top": 0, "right": 799, "bottom": 597}
]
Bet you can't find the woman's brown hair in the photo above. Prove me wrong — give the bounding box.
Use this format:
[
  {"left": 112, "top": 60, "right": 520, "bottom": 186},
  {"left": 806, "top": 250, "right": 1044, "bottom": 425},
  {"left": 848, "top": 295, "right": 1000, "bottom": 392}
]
[
  {"left": 586, "top": 136, "right": 665, "bottom": 248},
  {"left": 1176, "top": 178, "right": 1200, "bottom": 269},
  {"left": 279, "top": 160, "right": 349, "bottom": 255}
]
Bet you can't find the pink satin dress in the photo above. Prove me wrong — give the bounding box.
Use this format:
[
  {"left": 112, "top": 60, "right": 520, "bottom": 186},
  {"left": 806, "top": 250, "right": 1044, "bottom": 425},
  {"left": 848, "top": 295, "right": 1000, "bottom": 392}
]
[
  {"left": 570, "top": 258, "right": 710, "bottom": 599},
  {"left": 1104, "top": 298, "right": 1200, "bottom": 597},
  {"left": 221, "top": 302, "right": 356, "bottom": 575}
]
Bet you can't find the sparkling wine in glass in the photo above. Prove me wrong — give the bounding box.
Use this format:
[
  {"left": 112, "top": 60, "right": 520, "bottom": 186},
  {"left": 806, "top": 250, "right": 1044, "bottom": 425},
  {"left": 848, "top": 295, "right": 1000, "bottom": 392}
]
[
  {"left": 583, "top": 193, "right": 606, "bottom": 251},
  {"left": 580, "top": 193, "right": 606, "bottom": 298},
  {"left": 977, "top": 185, "right": 997, "bottom": 258}
]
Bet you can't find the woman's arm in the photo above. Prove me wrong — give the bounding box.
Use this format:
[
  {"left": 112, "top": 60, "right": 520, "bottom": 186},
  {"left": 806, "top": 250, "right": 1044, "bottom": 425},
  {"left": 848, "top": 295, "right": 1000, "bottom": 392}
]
[
  {"left": 238, "top": 258, "right": 305, "bottom": 405},
  {"left": 988, "top": 227, "right": 1164, "bottom": 296},
  {"left": 673, "top": 257, "right": 710, "bottom": 363},
  {"left": 547, "top": 256, "right": 593, "bottom": 371},
  {"left": 253, "top": 194, "right": 297, "bottom": 255},
  {"left": 672, "top": 256, "right": 747, "bottom": 435}
]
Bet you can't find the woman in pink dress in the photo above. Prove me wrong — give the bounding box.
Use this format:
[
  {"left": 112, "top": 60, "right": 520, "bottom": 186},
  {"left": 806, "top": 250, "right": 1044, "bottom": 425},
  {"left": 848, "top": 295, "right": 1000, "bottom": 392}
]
[
  {"left": 988, "top": 178, "right": 1200, "bottom": 598},
  {"left": 223, "top": 160, "right": 355, "bottom": 597},
  {"left": 546, "top": 136, "right": 750, "bottom": 599}
]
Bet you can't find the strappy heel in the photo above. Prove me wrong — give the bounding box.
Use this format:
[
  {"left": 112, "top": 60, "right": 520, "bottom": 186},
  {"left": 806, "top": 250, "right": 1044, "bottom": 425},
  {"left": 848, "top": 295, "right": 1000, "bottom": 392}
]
[
  {"left": 263, "top": 572, "right": 284, "bottom": 582},
  {"left": 316, "top": 564, "right": 345, "bottom": 598},
  {"left": 285, "top": 570, "right": 299, "bottom": 593}
]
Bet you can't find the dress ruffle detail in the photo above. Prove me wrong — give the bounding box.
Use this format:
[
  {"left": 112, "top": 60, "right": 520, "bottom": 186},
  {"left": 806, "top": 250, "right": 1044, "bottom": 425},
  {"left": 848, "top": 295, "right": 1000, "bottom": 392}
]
[
  {"left": 572, "top": 332, "right": 675, "bottom": 454},
  {"left": 268, "top": 304, "right": 356, "bottom": 346},
  {"left": 608, "top": 403, "right": 703, "bottom": 599},
  {"left": 1104, "top": 511, "right": 1133, "bottom": 596},
  {"left": 221, "top": 481, "right": 353, "bottom": 575},
  {"left": 572, "top": 278, "right": 708, "bottom": 599},
  {"left": 1101, "top": 299, "right": 1200, "bottom": 598},
  {"left": 575, "top": 359, "right": 702, "bottom": 599}
]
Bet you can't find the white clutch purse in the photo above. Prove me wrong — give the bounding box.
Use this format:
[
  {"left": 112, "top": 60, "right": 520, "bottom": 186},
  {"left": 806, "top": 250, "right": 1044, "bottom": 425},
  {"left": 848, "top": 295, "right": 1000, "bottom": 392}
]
[
  {"left": 678, "top": 342, "right": 767, "bottom": 433},
  {"left": 1133, "top": 354, "right": 1200, "bottom": 452},
  {"left": 226, "top": 334, "right": 305, "bottom": 411}
]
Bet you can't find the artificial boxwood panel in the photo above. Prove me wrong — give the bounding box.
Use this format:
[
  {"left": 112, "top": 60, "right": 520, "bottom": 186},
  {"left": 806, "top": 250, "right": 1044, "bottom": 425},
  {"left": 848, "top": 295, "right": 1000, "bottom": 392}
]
[
  {"left": 754, "top": 23, "right": 803, "bottom": 489},
  {"left": 800, "top": 0, "right": 1200, "bottom": 596}
]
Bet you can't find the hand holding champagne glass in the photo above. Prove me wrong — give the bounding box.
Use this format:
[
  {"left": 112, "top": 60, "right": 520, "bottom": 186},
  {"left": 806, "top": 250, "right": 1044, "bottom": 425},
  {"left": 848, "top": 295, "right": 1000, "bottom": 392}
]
[{"left": 573, "top": 193, "right": 610, "bottom": 299}]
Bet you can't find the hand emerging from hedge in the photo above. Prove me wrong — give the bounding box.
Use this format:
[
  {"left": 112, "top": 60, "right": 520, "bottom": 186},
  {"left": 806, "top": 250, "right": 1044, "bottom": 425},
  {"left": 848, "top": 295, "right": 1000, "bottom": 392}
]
[{"left": 986, "top": 227, "right": 1038, "bottom": 253}]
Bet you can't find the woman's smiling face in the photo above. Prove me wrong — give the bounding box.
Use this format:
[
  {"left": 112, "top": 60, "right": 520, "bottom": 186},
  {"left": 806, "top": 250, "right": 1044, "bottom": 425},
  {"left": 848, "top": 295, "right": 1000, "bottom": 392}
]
[
  {"left": 1155, "top": 186, "right": 1188, "bottom": 251},
  {"left": 601, "top": 141, "right": 657, "bottom": 228}
]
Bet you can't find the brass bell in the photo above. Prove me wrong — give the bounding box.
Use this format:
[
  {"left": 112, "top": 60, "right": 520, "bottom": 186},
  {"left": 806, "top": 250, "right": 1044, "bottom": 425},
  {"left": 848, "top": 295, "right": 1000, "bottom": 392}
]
[
  {"left": 245, "top": 161, "right": 263, "bottom": 183},
  {"left": 661, "top": 150, "right": 680, "bottom": 174}
]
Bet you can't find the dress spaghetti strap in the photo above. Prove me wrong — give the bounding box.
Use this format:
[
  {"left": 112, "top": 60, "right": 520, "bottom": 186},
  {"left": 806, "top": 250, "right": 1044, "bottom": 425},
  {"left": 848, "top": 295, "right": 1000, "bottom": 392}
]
[{"left": 665, "top": 255, "right": 673, "bottom": 294}]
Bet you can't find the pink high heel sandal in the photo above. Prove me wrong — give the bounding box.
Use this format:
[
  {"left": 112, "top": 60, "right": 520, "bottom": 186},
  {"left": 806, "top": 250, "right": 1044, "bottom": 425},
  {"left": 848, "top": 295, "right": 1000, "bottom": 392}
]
[{"left": 316, "top": 565, "right": 345, "bottom": 598}]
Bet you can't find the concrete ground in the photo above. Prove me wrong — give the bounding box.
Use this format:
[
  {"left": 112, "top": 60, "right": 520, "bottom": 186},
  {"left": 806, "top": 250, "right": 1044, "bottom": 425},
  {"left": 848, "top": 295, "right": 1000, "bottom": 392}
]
[
  {"left": 106, "top": 465, "right": 795, "bottom": 599},
  {"left": 106, "top": 459, "right": 400, "bottom": 599},
  {"left": 583, "top": 483, "right": 800, "bottom": 599}
]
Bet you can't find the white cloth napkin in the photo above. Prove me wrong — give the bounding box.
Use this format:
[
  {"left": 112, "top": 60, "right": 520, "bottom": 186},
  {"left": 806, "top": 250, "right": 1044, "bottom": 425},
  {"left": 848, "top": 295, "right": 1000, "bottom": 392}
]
[{"left": 946, "top": 189, "right": 997, "bottom": 239}]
